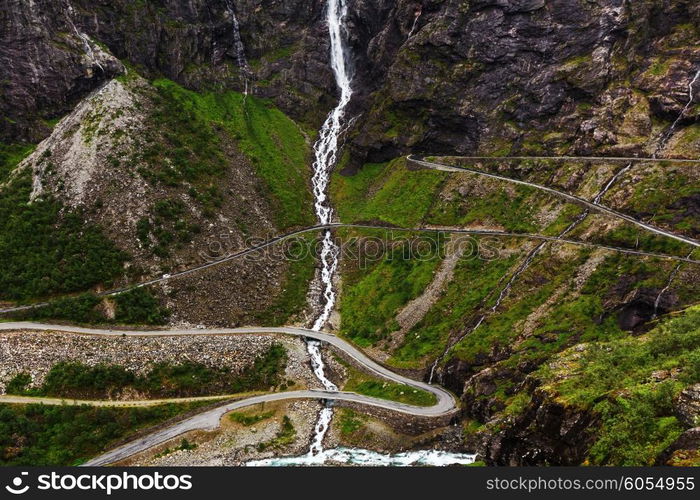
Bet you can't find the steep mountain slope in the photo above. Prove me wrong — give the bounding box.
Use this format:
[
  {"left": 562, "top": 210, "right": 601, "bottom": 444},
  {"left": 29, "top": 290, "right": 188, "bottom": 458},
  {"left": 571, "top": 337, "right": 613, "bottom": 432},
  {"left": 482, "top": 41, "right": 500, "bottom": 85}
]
[
  {"left": 6, "top": 1, "right": 700, "bottom": 161},
  {"left": 1, "top": 0, "right": 699, "bottom": 466},
  {"left": 1, "top": 67, "right": 317, "bottom": 326}
]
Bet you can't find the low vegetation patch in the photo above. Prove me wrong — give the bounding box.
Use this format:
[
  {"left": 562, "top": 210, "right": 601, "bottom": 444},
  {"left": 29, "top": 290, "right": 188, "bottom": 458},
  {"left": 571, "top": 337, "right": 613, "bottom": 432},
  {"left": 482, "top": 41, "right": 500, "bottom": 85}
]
[
  {"left": 338, "top": 409, "right": 365, "bottom": 436},
  {"left": 339, "top": 229, "right": 442, "bottom": 346},
  {"left": 149, "top": 79, "right": 313, "bottom": 229},
  {"left": 0, "top": 142, "right": 35, "bottom": 183},
  {"left": 137, "top": 198, "right": 202, "bottom": 258},
  {"left": 537, "top": 306, "right": 700, "bottom": 465},
  {"left": 0, "top": 172, "right": 127, "bottom": 302},
  {"left": 154, "top": 438, "right": 197, "bottom": 459},
  {"left": 7, "top": 343, "right": 287, "bottom": 399},
  {"left": 390, "top": 249, "right": 518, "bottom": 368},
  {"left": 339, "top": 357, "right": 436, "bottom": 407},
  {"left": 331, "top": 159, "right": 446, "bottom": 227},
  {"left": 0, "top": 402, "right": 206, "bottom": 466},
  {"left": 257, "top": 416, "right": 296, "bottom": 451},
  {"left": 10, "top": 288, "right": 169, "bottom": 326},
  {"left": 349, "top": 380, "right": 436, "bottom": 407},
  {"left": 229, "top": 410, "right": 275, "bottom": 426}
]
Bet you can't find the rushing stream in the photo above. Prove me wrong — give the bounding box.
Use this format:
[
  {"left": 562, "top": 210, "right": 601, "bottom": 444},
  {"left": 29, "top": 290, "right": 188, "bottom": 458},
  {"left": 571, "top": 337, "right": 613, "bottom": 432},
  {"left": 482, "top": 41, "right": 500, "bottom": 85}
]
[
  {"left": 225, "top": 0, "right": 252, "bottom": 95},
  {"left": 247, "top": 0, "right": 473, "bottom": 467}
]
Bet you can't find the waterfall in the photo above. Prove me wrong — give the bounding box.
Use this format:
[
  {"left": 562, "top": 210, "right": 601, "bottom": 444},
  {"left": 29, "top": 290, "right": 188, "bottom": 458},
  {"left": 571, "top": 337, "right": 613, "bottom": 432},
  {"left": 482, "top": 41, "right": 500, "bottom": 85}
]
[
  {"left": 225, "top": 0, "right": 252, "bottom": 95},
  {"left": 247, "top": 2, "right": 473, "bottom": 466},
  {"left": 303, "top": 0, "right": 354, "bottom": 458},
  {"left": 65, "top": 2, "right": 104, "bottom": 73},
  {"left": 654, "top": 69, "right": 700, "bottom": 157},
  {"left": 305, "top": 340, "right": 338, "bottom": 456},
  {"left": 406, "top": 7, "right": 422, "bottom": 39},
  {"left": 310, "top": 0, "right": 354, "bottom": 330},
  {"left": 652, "top": 263, "right": 682, "bottom": 319},
  {"left": 652, "top": 250, "right": 693, "bottom": 319},
  {"left": 593, "top": 162, "right": 632, "bottom": 205},
  {"left": 250, "top": 0, "right": 353, "bottom": 465}
]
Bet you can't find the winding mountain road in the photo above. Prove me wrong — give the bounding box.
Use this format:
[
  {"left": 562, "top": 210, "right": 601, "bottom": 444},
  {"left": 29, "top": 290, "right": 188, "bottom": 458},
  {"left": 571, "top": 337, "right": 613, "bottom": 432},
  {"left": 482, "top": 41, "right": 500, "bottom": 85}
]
[
  {"left": 414, "top": 154, "right": 700, "bottom": 164},
  {"left": 1, "top": 223, "right": 697, "bottom": 316},
  {"left": 3, "top": 155, "right": 699, "bottom": 465},
  {"left": 408, "top": 155, "right": 700, "bottom": 248},
  {"left": 0, "top": 393, "right": 242, "bottom": 407},
  {"left": 0, "top": 322, "right": 456, "bottom": 465}
]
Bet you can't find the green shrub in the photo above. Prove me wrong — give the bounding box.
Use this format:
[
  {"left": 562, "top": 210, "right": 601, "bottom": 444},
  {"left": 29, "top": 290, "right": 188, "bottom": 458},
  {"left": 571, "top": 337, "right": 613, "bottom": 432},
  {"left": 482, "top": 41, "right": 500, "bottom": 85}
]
[
  {"left": 0, "top": 402, "right": 204, "bottom": 465},
  {"left": 39, "top": 362, "right": 136, "bottom": 399},
  {"left": 0, "top": 173, "right": 127, "bottom": 301},
  {"left": 587, "top": 384, "right": 683, "bottom": 466},
  {"left": 14, "top": 288, "right": 168, "bottom": 326},
  {"left": 9, "top": 343, "right": 288, "bottom": 400},
  {"left": 0, "top": 142, "right": 35, "bottom": 183},
  {"left": 338, "top": 409, "right": 364, "bottom": 435},
  {"left": 114, "top": 288, "right": 170, "bottom": 325},
  {"left": 5, "top": 373, "right": 32, "bottom": 395},
  {"left": 13, "top": 294, "right": 103, "bottom": 323}
]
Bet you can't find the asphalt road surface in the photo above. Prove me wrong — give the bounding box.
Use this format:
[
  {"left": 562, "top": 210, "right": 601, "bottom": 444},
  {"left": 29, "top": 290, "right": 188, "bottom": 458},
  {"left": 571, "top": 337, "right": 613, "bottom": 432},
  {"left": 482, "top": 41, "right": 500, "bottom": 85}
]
[{"left": 0, "top": 322, "right": 456, "bottom": 465}]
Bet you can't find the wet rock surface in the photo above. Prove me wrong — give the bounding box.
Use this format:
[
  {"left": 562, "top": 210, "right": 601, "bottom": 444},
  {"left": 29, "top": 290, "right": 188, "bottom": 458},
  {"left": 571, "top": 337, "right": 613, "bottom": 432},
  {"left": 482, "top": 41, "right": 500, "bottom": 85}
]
[
  {"left": 474, "top": 385, "right": 597, "bottom": 466},
  {"left": 0, "top": 0, "right": 124, "bottom": 141},
  {"left": 4, "top": 1, "right": 700, "bottom": 161}
]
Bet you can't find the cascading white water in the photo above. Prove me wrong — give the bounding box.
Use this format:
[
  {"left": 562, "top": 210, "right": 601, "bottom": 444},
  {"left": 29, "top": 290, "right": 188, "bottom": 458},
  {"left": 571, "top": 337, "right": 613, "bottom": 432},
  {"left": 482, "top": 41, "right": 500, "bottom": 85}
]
[
  {"left": 593, "top": 162, "right": 632, "bottom": 205},
  {"left": 311, "top": 0, "right": 353, "bottom": 332},
  {"left": 655, "top": 69, "right": 700, "bottom": 157},
  {"left": 652, "top": 250, "right": 693, "bottom": 319},
  {"left": 248, "top": 447, "right": 475, "bottom": 467},
  {"left": 225, "top": 0, "right": 252, "bottom": 95},
  {"left": 65, "top": 2, "right": 104, "bottom": 72},
  {"left": 305, "top": 340, "right": 338, "bottom": 457},
  {"left": 652, "top": 263, "right": 682, "bottom": 319},
  {"left": 302, "top": 0, "right": 353, "bottom": 458},
  {"left": 250, "top": 0, "right": 353, "bottom": 466},
  {"left": 307, "top": 340, "right": 339, "bottom": 391},
  {"left": 406, "top": 7, "right": 422, "bottom": 39}
]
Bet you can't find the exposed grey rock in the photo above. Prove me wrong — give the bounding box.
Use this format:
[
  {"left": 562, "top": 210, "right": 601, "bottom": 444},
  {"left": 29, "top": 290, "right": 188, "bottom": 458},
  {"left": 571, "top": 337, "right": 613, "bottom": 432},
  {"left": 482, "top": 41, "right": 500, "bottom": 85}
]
[
  {"left": 0, "top": 330, "right": 318, "bottom": 395},
  {"left": 675, "top": 384, "right": 700, "bottom": 428},
  {"left": 0, "top": 0, "right": 124, "bottom": 141},
  {"left": 656, "top": 427, "right": 700, "bottom": 466}
]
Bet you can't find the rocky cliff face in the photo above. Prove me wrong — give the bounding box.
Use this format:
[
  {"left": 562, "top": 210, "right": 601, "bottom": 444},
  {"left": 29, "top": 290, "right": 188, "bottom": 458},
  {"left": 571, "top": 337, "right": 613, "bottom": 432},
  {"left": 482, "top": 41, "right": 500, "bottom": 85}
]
[
  {"left": 2, "top": 0, "right": 699, "bottom": 466},
  {"left": 345, "top": 0, "right": 700, "bottom": 166},
  {"left": 0, "top": 0, "right": 123, "bottom": 141},
  {"left": 472, "top": 383, "right": 597, "bottom": 466},
  {"left": 4, "top": 1, "right": 699, "bottom": 160}
]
